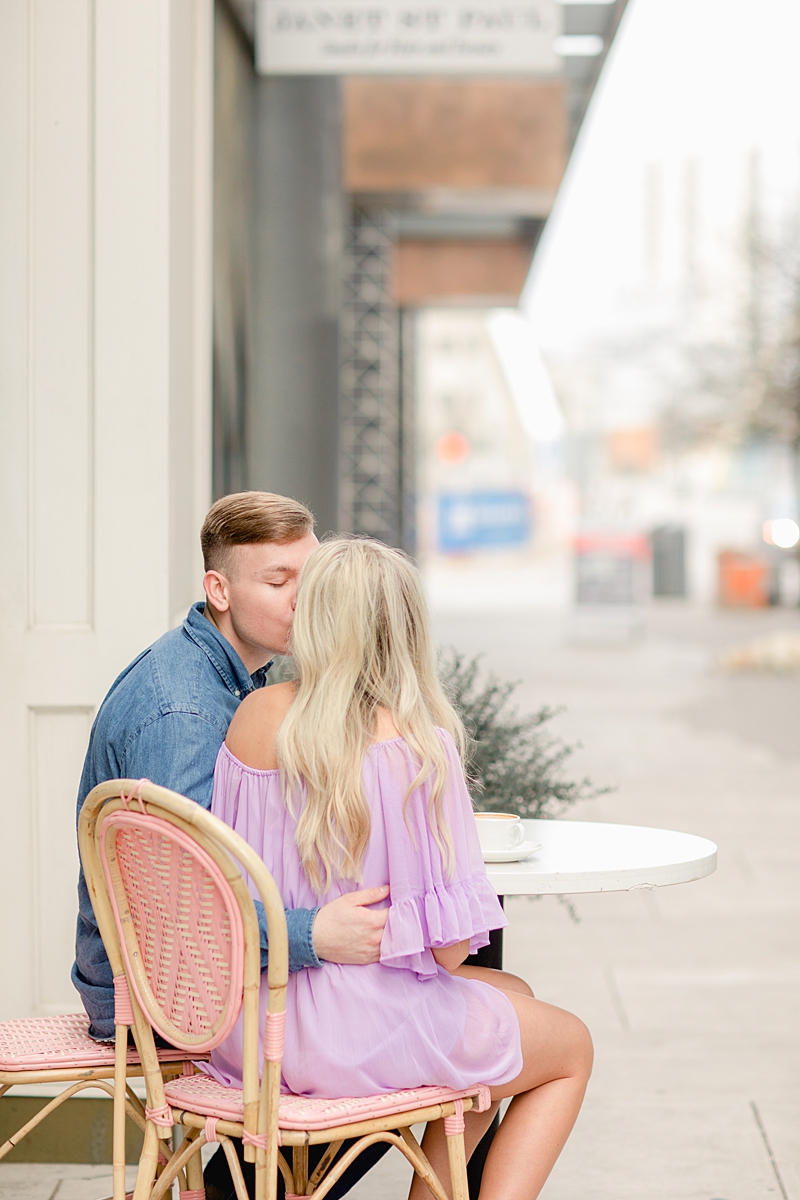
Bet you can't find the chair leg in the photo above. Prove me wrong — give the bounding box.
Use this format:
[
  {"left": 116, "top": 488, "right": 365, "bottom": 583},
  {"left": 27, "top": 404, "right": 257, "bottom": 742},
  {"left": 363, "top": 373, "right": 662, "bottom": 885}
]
[
  {"left": 132, "top": 1121, "right": 161, "bottom": 1200},
  {"left": 147, "top": 1130, "right": 201, "bottom": 1200},
  {"left": 255, "top": 1152, "right": 276, "bottom": 1200},
  {"left": 258, "top": 1142, "right": 284, "bottom": 1200},
  {"left": 307, "top": 1141, "right": 343, "bottom": 1192},
  {"left": 125, "top": 1083, "right": 147, "bottom": 1121},
  {"left": 276, "top": 1149, "right": 295, "bottom": 1195},
  {"left": 445, "top": 1131, "right": 470, "bottom": 1200},
  {"left": 219, "top": 1135, "right": 252, "bottom": 1200},
  {"left": 398, "top": 1127, "right": 452, "bottom": 1200},
  {"left": 293, "top": 1144, "right": 308, "bottom": 1197},
  {"left": 113, "top": 1025, "right": 130, "bottom": 1200},
  {"left": 184, "top": 1138, "right": 205, "bottom": 1195}
]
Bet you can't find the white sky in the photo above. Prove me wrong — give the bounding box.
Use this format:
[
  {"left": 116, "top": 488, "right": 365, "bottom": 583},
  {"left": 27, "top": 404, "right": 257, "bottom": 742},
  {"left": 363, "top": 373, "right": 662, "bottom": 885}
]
[{"left": 523, "top": 0, "right": 800, "bottom": 352}]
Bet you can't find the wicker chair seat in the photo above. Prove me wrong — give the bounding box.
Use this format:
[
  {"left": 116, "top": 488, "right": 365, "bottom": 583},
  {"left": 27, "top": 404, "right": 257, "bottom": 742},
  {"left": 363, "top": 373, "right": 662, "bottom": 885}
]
[
  {"left": 0, "top": 1013, "right": 194, "bottom": 1072},
  {"left": 165, "top": 1072, "right": 488, "bottom": 1131}
]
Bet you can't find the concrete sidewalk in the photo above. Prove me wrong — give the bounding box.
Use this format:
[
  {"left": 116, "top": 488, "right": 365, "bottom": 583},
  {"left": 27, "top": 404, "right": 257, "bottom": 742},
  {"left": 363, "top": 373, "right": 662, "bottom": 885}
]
[
  {"left": 0, "top": 1163, "right": 138, "bottom": 1198},
  {"left": 3, "top": 603, "right": 797, "bottom": 1199}
]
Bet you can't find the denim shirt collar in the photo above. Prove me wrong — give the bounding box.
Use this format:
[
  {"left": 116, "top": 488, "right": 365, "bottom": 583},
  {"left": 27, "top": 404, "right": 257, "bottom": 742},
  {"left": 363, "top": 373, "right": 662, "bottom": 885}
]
[{"left": 183, "top": 602, "right": 272, "bottom": 696}]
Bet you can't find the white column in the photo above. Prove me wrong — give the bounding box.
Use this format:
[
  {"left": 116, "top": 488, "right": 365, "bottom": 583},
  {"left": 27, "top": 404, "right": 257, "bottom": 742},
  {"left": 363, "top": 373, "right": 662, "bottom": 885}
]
[{"left": 0, "top": 0, "right": 212, "bottom": 1019}]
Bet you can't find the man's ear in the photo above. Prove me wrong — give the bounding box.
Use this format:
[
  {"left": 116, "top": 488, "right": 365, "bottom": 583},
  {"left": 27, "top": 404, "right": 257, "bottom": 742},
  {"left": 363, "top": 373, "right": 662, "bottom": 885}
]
[{"left": 203, "top": 569, "right": 231, "bottom": 614}]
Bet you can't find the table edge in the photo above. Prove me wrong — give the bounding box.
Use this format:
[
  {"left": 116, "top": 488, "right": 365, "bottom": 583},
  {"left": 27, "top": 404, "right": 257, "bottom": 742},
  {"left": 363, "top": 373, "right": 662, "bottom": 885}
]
[{"left": 488, "top": 847, "right": 718, "bottom": 896}]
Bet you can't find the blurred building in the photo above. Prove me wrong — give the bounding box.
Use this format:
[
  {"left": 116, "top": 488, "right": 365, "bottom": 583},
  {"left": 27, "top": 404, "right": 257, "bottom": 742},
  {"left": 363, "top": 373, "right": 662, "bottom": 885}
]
[
  {"left": 416, "top": 309, "right": 538, "bottom": 557},
  {"left": 215, "top": 0, "right": 628, "bottom": 546},
  {"left": 540, "top": 145, "right": 800, "bottom": 607}
]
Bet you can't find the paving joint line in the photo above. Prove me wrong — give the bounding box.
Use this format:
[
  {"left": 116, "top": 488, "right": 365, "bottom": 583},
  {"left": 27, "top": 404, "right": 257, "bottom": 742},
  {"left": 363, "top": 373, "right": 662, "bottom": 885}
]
[
  {"left": 603, "top": 966, "right": 631, "bottom": 1031},
  {"left": 750, "top": 1100, "right": 789, "bottom": 1200}
]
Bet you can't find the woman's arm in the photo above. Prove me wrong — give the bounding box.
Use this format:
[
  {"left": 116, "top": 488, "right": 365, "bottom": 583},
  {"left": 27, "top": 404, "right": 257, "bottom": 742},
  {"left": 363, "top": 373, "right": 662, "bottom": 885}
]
[{"left": 432, "top": 939, "right": 470, "bottom": 973}]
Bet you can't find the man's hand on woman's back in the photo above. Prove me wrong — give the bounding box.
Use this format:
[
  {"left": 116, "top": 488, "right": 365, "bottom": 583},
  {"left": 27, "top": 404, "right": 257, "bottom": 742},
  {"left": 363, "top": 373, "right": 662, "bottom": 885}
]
[{"left": 312, "top": 885, "right": 390, "bottom": 964}]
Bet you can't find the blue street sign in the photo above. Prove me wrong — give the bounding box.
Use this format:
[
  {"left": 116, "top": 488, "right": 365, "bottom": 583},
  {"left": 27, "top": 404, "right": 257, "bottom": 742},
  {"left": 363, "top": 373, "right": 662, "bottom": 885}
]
[{"left": 438, "top": 491, "right": 531, "bottom": 553}]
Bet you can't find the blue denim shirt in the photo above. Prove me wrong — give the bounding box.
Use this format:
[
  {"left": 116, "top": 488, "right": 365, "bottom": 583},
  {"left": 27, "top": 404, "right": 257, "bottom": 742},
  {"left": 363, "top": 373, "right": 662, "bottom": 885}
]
[{"left": 73, "top": 602, "right": 321, "bottom": 1040}]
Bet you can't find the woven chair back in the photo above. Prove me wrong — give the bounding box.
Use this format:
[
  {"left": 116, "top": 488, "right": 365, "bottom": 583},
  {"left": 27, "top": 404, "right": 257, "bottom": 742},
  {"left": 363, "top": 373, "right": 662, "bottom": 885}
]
[{"left": 99, "top": 807, "right": 246, "bottom": 1052}]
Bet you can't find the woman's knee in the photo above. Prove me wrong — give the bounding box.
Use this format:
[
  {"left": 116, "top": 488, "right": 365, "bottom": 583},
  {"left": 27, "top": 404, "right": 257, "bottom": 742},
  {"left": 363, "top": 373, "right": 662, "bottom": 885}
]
[
  {"left": 512, "top": 998, "right": 593, "bottom": 1087},
  {"left": 567, "top": 1014, "right": 594, "bottom": 1078},
  {"left": 493, "top": 969, "right": 534, "bottom": 998},
  {"left": 453, "top": 964, "right": 534, "bottom": 997}
]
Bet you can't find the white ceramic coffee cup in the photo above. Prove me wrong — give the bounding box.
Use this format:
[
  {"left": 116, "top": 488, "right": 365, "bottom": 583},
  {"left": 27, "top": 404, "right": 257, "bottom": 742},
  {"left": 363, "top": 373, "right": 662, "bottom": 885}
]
[{"left": 474, "top": 812, "right": 525, "bottom": 854}]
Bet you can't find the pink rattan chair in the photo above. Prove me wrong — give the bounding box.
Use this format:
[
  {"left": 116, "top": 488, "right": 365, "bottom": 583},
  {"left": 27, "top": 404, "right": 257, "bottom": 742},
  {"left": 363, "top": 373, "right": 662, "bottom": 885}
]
[
  {"left": 0, "top": 944, "right": 202, "bottom": 1194},
  {"left": 80, "top": 779, "right": 491, "bottom": 1200},
  {"left": 0, "top": 1010, "right": 190, "bottom": 1168}
]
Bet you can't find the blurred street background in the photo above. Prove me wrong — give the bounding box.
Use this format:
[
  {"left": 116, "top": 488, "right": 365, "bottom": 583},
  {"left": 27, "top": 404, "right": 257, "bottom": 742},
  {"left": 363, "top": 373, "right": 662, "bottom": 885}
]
[{"left": 421, "top": 0, "right": 800, "bottom": 621}]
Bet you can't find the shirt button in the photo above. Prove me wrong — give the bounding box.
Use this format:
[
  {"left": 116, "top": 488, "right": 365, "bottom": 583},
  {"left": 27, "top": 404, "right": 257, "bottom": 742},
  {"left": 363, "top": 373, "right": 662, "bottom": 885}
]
[{"left": 234, "top": 689, "right": 240, "bottom": 697}]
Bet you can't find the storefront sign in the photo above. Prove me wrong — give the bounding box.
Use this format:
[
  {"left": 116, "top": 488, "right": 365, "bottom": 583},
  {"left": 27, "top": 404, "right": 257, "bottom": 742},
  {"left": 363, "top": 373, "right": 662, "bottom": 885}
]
[
  {"left": 438, "top": 490, "right": 531, "bottom": 552},
  {"left": 255, "top": 0, "right": 561, "bottom": 75}
]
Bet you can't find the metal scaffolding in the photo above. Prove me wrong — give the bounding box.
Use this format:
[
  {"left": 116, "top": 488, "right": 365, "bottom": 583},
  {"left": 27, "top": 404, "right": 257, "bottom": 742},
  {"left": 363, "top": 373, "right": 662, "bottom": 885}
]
[{"left": 339, "top": 211, "right": 403, "bottom": 546}]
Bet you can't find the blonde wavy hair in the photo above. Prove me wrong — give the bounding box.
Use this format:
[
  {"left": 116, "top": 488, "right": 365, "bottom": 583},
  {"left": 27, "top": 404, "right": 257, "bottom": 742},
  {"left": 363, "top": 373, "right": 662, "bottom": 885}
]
[{"left": 276, "top": 537, "right": 465, "bottom": 895}]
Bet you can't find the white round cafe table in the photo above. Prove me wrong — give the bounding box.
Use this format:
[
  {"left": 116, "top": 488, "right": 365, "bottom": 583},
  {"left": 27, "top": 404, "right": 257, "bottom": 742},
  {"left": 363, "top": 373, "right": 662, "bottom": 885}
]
[
  {"left": 484, "top": 818, "right": 718, "bottom": 896},
  {"left": 469, "top": 817, "right": 717, "bottom": 1197}
]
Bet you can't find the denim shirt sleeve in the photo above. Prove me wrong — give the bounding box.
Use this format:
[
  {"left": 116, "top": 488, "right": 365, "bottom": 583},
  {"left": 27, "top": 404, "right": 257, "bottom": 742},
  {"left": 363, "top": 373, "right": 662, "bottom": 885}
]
[
  {"left": 253, "top": 901, "right": 322, "bottom": 973},
  {"left": 121, "top": 711, "right": 223, "bottom": 809}
]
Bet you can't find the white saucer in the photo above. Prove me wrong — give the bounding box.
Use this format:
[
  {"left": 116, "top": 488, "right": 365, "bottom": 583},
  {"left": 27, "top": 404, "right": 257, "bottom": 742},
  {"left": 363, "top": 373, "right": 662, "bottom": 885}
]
[{"left": 481, "top": 841, "right": 543, "bottom": 864}]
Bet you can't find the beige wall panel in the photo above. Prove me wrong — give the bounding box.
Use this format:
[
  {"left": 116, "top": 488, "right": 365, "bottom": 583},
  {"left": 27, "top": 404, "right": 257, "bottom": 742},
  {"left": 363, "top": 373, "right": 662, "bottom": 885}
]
[
  {"left": 0, "top": 0, "right": 213, "bottom": 1023},
  {"left": 28, "top": 0, "right": 93, "bottom": 630},
  {"left": 93, "top": 0, "right": 170, "bottom": 644},
  {"left": 0, "top": 0, "right": 36, "bottom": 1020},
  {"left": 169, "top": 0, "right": 213, "bottom": 625},
  {"left": 344, "top": 79, "right": 567, "bottom": 192},
  {"left": 30, "top": 707, "right": 92, "bottom": 1013}
]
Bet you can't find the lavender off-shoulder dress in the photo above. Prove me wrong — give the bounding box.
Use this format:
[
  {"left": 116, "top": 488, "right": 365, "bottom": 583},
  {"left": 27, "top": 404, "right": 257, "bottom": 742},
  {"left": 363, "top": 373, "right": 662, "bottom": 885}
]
[{"left": 207, "top": 730, "right": 522, "bottom": 1098}]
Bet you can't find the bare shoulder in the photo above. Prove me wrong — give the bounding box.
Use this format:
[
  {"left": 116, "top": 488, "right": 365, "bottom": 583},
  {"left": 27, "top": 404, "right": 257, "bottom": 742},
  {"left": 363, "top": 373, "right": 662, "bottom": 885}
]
[
  {"left": 373, "top": 705, "right": 400, "bottom": 743},
  {"left": 226, "top": 682, "right": 295, "bottom": 770}
]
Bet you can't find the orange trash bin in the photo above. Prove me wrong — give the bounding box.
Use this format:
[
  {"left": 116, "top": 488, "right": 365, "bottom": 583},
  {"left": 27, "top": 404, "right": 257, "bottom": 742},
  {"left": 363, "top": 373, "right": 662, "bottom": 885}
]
[{"left": 718, "top": 550, "right": 769, "bottom": 607}]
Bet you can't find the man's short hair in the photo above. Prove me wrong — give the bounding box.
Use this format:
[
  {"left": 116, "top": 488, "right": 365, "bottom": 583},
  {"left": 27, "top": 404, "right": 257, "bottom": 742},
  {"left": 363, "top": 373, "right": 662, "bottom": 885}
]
[{"left": 201, "top": 491, "right": 315, "bottom": 574}]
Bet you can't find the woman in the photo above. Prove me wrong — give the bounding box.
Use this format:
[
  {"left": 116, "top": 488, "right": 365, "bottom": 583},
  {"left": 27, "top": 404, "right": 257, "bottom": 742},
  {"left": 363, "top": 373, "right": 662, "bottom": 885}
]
[{"left": 209, "top": 538, "right": 592, "bottom": 1200}]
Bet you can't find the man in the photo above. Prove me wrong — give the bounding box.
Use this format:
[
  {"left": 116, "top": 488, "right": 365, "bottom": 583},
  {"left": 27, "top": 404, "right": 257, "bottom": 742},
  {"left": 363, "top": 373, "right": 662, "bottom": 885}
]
[{"left": 73, "top": 491, "right": 389, "bottom": 1198}]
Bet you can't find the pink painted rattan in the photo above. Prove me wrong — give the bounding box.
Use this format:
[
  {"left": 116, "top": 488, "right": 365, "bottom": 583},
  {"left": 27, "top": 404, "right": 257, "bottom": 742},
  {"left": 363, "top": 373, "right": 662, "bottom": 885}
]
[
  {"left": 0, "top": 1013, "right": 188, "bottom": 1071},
  {"left": 163, "top": 1073, "right": 491, "bottom": 1132},
  {"left": 0, "top": 1013, "right": 196, "bottom": 1187},
  {"left": 99, "top": 810, "right": 245, "bottom": 1051}
]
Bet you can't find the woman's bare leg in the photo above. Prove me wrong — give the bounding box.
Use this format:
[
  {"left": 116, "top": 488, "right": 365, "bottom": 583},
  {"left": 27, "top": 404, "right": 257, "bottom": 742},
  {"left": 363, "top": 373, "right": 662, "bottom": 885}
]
[
  {"left": 453, "top": 965, "right": 535, "bottom": 998},
  {"left": 407, "top": 991, "right": 592, "bottom": 1200},
  {"left": 480, "top": 993, "right": 592, "bottom": 1200}
]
